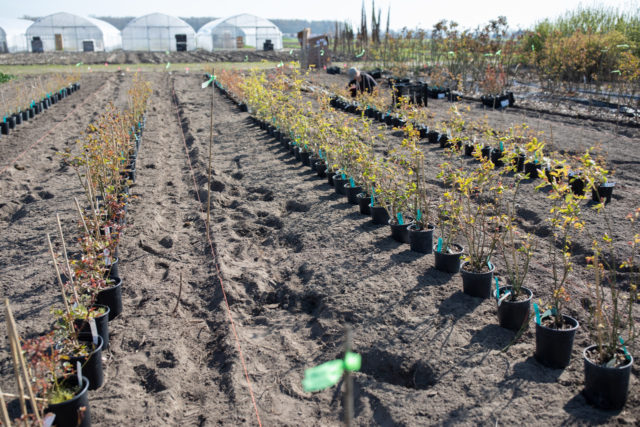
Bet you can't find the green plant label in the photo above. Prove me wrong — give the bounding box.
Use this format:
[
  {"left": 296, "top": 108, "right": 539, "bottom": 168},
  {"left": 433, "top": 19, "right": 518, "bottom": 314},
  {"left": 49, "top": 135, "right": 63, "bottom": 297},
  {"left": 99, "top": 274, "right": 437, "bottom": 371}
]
[
  {"left": 356, "top": 49, "right": 365, "bottom": 57},
  {"left": 302, "top": 351, "right": 361, "bottom": 392},
  {"left": 619, "top": 336, "right": 631, "bottom": 360},
  {"left": 349, "top": 177, "right": 355, "bottom": 188},
  {"left": 533, "top": 303, "right": 541, "bottom": 324},
  {"left": 495, "top": 277, "right": 500, "bottom": 301},
  {"left": 437, "top": 237, "right": 443, "bottom": 252},
  {"left": 397, "top": 212, "right": 404, "bottom": 225},
  {"left": 416, "top": 209, "right": 422, "bottom": 221}
]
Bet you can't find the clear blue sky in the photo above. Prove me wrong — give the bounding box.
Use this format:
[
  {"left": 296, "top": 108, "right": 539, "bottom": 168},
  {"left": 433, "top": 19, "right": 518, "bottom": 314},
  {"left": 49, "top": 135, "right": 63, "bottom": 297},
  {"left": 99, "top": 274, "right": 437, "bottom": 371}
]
[{"left": 5, "top": 0, "right": 638, "bottom": 31}]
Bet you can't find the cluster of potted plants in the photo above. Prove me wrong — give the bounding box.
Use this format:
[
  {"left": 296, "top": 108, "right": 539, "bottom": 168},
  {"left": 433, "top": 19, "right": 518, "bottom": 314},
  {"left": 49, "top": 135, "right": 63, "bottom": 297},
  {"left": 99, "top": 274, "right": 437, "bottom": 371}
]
[
  {"left": 1, "top": 74, "right": 151, "bottom": 426},
  {"left": 0, "top": 73, "right": 81, "bottom": 137},
  {"left": 225, "top": 69, "right": 636, "bottom": 411}
]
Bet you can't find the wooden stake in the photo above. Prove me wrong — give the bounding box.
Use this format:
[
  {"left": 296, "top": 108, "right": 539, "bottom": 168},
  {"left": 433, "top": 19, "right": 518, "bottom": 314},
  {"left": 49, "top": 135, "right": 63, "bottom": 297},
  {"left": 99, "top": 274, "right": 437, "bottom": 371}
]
[
  {"left": 0, "top": 384, "right": 12, "bottom": 427},
  {"left": 74, "top": 197, "right": 90, "bottom": 236},
  {"left": 1, "top": 392, "right": 47, "bottom": 403},
  {"left": 46, "top": 234, "right": 72, "bottom": 318},
  {"left": 172, "top": 272, "right": 183, "bottom": 314},
  {"left": 5, "top": 300, "right": 27, "bottom": 418},
  {"left": 56, "top": 213, "right": 79, "bottom": 302},
  {"left": 343, "top": 326, "right": 353, "bottom": 427},
  {"left": 207, "top": 71, "right": 214, "bottom": 230},
  {"left": 5, "top": 300, "right": 41, "bottom": 424}
]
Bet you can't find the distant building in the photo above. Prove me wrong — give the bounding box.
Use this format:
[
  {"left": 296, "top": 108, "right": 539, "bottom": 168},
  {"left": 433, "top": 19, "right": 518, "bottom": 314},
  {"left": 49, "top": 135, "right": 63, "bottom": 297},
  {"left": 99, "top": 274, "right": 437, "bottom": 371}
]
[
  {"left": 0, "top": 18, "right": 32, "bottom": 53},
  {"left": 196, "top": 14, "right": 283, "bottom": 51},
  {"left": 26, "top": 12, "right": 121, "bottom": 52},
  {"left": 122, "top": 13, "right": 196, "bottom": 52}
]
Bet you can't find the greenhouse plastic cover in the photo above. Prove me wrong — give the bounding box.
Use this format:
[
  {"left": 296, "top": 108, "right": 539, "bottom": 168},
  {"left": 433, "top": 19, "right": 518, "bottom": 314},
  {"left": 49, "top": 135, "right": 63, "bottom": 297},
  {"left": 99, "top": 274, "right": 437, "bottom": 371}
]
[
  {"left": 196, "top": 14, "right": 282, "bottom": 50},
  {"left": 26, "top": 12, "right": 121, "bottom": 52},
  {"left": 122, "top": 13, "right": 196, "bottom": 51},
  {"left": 0, "top": 18, "right": 32, "bottom": 53}
]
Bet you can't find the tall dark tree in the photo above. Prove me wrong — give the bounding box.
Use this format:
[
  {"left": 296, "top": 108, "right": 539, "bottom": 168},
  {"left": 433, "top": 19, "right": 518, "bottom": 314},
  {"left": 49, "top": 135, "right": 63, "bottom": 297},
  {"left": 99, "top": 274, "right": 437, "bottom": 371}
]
[
  {"left": 371, "top": 0, "right": 382, "bottom": 44},
  {"left": 359, "top": 0, "right": 368, "bottom": 47}
]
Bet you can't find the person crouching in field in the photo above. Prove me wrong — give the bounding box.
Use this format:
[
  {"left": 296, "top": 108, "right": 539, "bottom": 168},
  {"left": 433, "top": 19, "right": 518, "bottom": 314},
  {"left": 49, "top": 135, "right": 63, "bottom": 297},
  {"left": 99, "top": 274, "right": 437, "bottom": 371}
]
[{"left": 347, "top": 67, "right": 377, "bottom": 97}]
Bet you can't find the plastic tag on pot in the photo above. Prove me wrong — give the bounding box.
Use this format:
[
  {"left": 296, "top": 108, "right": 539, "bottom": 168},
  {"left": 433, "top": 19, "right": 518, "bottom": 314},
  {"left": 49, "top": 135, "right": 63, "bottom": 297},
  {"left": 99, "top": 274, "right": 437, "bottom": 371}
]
[
  {"left": 533, "top": 303, "right": 541, "bottom": 324},
  {"left": 498, "top": 291, "right": 511, "bottom": 306},
  {"left": 437, "top": 237, "right": 443, "bottom": 252},
  {"left": 438, "top": 93, "right": 445, "bottom": 99},
  {"left": 89, "top": 318, "right": 98, "bottom": 345},
  {"left": 77, "top": 361, "right": 82, "bottom": 386},
  {"left": 43, "top": 414, "right": 56, "bottom": 427},
  {"left": 349, "top": 177, "right": 355, "bottom": 188},
  {"left": 619, "top": 336, "right": 632, "bottom": 361},
  {"left": 500, "top": 99, "right": 509, "bottom": 108},
  {"left": 416, "top": 209, "right": 422, "bottom": 221},
  {"left": 495, "top": 277, "right": 500, "bottom": 301},
  {"left": 397, "top": 212, "right": 404, "bottom": 225}
]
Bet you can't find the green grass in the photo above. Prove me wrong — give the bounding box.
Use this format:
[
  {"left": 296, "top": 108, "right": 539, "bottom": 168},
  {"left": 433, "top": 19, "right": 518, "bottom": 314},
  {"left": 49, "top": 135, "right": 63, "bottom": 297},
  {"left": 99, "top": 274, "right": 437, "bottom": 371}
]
[
  {"left": 0, "top": 61, "right": 284, "bottom": 75},
  {"left": 283, "top": 37, "right": 300, "bottom": 50},
  {"left": 0, "top": 71, "right": 15, "bottom": 83}
]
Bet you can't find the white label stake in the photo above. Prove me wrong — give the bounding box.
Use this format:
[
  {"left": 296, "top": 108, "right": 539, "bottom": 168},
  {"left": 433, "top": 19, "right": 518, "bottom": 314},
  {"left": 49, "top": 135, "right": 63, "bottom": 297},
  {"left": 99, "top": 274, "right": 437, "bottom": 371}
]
[{"left": 89, "top": 318, "right": 99, "bottom": 345}]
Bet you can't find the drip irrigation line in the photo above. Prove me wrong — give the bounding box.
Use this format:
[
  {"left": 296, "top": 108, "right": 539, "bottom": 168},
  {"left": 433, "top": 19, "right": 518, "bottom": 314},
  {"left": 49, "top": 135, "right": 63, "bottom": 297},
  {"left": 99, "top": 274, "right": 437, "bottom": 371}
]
[
  {"left": 0, "top": 79, "right": 110, "bottom": 178},
  {"left": 169, "top": 77, "right": 263, "bottom": 427}
]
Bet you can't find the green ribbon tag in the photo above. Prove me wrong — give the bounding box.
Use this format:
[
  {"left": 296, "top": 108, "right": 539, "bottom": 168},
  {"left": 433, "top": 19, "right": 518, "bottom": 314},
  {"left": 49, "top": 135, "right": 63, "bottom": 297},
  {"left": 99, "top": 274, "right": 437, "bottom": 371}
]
[
  {"left": 320, "top": 49, "right": 324, "bottom": 56},
  {"left": 619, "top": 336, "right": 631, "bottom": 360},
  {"left": 499, "top": 141, "right": 503, "bottom": 151},
  {"left": 244, "top": 55, "right": 248, "bottom": 62},
  {"left": 397, "top": 212, "right": 404, "bottom": 225},
  {"left": 349, "top": 177, "right": 355, "bottom": 188},
  {"left": 437, "top": 237, "right": 443, "bottom": 252},
  {"left": 611, "top": 70, "right": 621, "bottom": 75},
  {"left": 302, "top": 352, "right": 361, "bottom": 392},
  {"left": 356, "top": 49, "right": 365, "bottom": 58},
  {"left": 495, "top": 277, "right": 500, "bottom": 301},
  {"left": 201, "top": 75, "right": 215, "bottom": 89},
  {"left": 166, "top": 62, "right": 171, "bottom": 69},
  {"left": 341, "top": 173, "right": 346, "bottom": 180},
  {"left": 289, "top": 49, "right": 293, "bottom": 55},
  {"left": 416, "top": 209, "right": 422, "bottom": 221},
  {"left": 533, "top": 303, "right": 541, "bottom": 324},
  {"left": 616, "top": 44, "right": 630, "bottom": 49},
  {"left": 75, "top": 62, "right": 83, "bottom": 67},
  {"left": 370, "top": 186, "right": 375, "bottom": 207},
  {"left": 277, "top": 61, "right": 284, "bottom": 67},
  {"left": 531, "top": 44, "right": 535, "bottom": 52},
  {"left": 495, "top": 49, "right": 502, "bottom": 56}
]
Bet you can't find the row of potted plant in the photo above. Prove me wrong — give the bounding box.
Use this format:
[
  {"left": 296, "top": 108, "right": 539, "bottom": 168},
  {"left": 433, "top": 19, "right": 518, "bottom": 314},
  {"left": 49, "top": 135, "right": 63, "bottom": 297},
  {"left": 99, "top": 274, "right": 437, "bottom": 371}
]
[
  {"left": 0, "top": 73, "right": 81, "bottom": 136},
  {"left": 1, "top": 74, "right": 151, "bottom": 427},
  {"left": 224, "top": 68, "right": 637, "bottom": 411}
]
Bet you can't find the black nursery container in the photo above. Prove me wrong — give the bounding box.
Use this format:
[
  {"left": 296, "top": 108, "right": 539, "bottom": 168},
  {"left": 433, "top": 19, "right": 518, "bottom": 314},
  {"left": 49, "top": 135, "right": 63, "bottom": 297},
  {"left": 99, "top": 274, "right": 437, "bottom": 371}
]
[
  {"left": 460, "top": 262, "right": 495, "bottom": 298},
  {"left": 524, "top": 162, "right": 541, "bottom": 179},
  {"left": 333, "top": 174, "right": 348, "bottom": 196},
  {"left": 433, "top": 244, "right": 463, "bottom": 273},
  {"left": 569, "top": 174, "right": 585, "bottom": 196},
  {"left": 314, "top": 161, "right": 327, "bottom": 177},
  {"left": 408, "top": 224, "right": 434, "bottom": 254},
  {"left": 357, "top": 193, "right": 372, "bottom": 215},
  {"left": 495, "top": 286, "right": 532, "bottom": 331},
  {"left": 388, "top": 219, "right": 411, "bottom": 244},
  {"left": 583, "top": 345, "right": 633, "bottom": 410},
  {"left": 8, "top": 115, "right": 17, "bottom": 128},
  {"left": 69, "top": 335, "right": 104, "bottom": 390},
  {"left": 74, "top": 305, "right": 111, "bottom": 350},
  {"left": 344, "top": 183, "right": 362, "bottom": 205},
  {"left": 370, "top": 205, "right": 390, "bottom": 225},
  {"left": 0, "top": 121, "right": 9, "bottom": 135},
  {"left": 96, "top": 277, "right": 123, "bottom": 320},
  {"left": 535, "top": 315, "right": 579, "bottom": 369},
  {"left": 45, "top": 375, "right": 91, "bottom": 427},
  {"left": 592, "top": 182, "right": 615, "bottom": 204}
]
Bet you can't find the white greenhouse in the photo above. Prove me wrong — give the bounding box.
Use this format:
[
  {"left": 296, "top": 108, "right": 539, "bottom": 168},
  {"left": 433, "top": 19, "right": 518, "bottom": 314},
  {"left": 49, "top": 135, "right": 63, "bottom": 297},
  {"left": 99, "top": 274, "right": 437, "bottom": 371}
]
[
  {"left": 196, "top": 14, "right": 282, "bottom": 51},
  {"left": 25, "top": 12, "right": 121, "bottom": 52},
  {"left": 122, "top": 13, "right": 196, "bottom": 52},
  {"left": 0, "top": 18, "right": 32, "bottom": 53}
]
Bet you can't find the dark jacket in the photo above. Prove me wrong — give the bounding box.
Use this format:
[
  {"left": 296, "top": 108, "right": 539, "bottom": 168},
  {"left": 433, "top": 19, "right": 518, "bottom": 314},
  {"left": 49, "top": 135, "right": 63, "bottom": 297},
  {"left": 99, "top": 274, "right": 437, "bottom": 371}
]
[{"left": 348, "top": 72, "right": 377, "bottom": 97}]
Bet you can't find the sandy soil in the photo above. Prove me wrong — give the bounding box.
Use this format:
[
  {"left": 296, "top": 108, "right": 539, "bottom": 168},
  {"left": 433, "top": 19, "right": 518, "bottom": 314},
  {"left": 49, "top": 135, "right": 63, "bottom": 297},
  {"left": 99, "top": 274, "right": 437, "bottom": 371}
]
[{"left": 0, "top": 70, "right": 638, "bottom": 426}]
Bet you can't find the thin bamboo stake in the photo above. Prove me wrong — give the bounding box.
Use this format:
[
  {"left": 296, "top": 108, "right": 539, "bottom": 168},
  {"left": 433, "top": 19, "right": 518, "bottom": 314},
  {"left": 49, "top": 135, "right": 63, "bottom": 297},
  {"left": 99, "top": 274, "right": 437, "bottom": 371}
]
[
  {"left": 74, "top": 197, "right": 90, "bottom": 236},
  {"left": 343, "top": 326, "right": 353, "bottom": 427},
  {"left": 1, "top": 392, "right": 47, "bottom": 403},
  {"left": 5, "top": 301, "right": 27, "bottom": 418},
  {"left": 46, "top": 234, "right": 72, "bottom": 318},
  {"left": 56, "top": 213, "right": 79, "bottom": 302},
  {"left": 0, "top": 385, "right": 12, "bottom": 427},
  {"left": 5, "top": 300, "right": 41, "bottom": 424},
  {"left": 207, "top": 74, "right": 214, "bottom": 229}
]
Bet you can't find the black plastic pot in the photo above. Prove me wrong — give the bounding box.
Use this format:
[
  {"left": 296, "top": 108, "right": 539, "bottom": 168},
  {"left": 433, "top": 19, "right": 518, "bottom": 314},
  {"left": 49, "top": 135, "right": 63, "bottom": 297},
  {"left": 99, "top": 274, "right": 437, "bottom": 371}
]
[
  {"left": 490, "top": 149, "right": 504, "bottom": 167},
  {"left": 481, "top": 146, "right": 492, "bottom": 159},
  {"left": 326, "top": 170, "right": 334, "bottom": 186},
  {"left": 45, "top": 375, "right": 90, "bottom": 427},
  {"left": 460, "top": 262, "right": 495, "bottom": 298},
  {"left": 21, "top": 110, "right": 29, "bottom": 121},
  {"left": 433, "top": 244, "right": 463, "bottom": 273},
  {"left": 70, "top": 335, "right": 104, "bottom": 390},
  {"left": 294, "top": 146, "right": 302, "bottom": 161},
  {"left": 28, "top": 107, "right": 35, "bottom": 118},
  {"left": 74, "top": 305, "right": 110, "bottom": 350},
  {"left": 357, "top": 192, "right": 372, "bottom": 215},
  {"left": 0, "top": 121, "right": 8, "bottom": 135},
  {"left": 408, "top": 224, "right": 434, "bottom": 254},
  {"left": 591, "top": 182, "right": 615, "bottom": 204},
  {"left": 344, "top": 183, "right": 362, "bottom": 205},
  {"left": 14, "top": 113, "right": 22, "bottom": 125},
  {"left": 308, "top": 156, "right": 319, "bottom": 170},
  {"left": 427, "top": 131, "right": 439, "bottom": 144},
  {"left": 288, "top": 141, "right": 296, "bottom": 155},
  {"left": 439, "top": 134, "right": 450, "bottom": 149},
  {"left": 371, "top": 205, "right": 390, "bottom": 225},
  {"left": 104, "top": 257, "right": 119, "bottom": 280},
  {"left": 583, "top": 345, "right": 633, "bottom": 410},
  {"left": 333, "top": 174, "right": 348, "bottom": 196},
  {"left": 495, "top": 286, "right": 532, "bottom": 331},
  {"left": 535, "top": 315, "right": 579, "bottom": 369},
  {"left": 96, "top": 277, "right": 123, "bottom": 320},
  {"left": 524, "top": 162, "right": 541, "bottom": 179},
  {"left": 513, "top": 153, "right": 526, "bottom": 172},
  {"left": 388, "top": 219, "right": 411, "bottom": 243},
  {"left": 569, "top": 174, "right": 585, "bottom": 196},
  {"left": 300, "top": 150, "right": 311, "bottom": 166},
  {"left": 314, "top": 161, "right": 326, "bottom": 177},
  {"left": 464, "top": 144, "right": 474, "bottom": 156}
]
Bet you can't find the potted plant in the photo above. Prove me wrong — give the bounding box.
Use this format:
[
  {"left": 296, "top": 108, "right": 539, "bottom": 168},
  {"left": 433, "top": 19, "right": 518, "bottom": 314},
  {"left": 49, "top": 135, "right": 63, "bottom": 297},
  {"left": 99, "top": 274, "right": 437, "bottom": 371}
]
[
  {"left": 455, "top": 155, "right": 502, "bottom": 298},
  {"left": 494, "top": 165, "right": 535, "bottom": 331},
  {"left": 434, "top": 158, "right": 463, "bottom": 273},
  {"left": 582, "top": 207, "right": 637, "bottom": 410},
  {"left": 581, "top": 148, "right": 615, "bottom": 205},
  {"left": 376, "top": 157, "right": 413, "bottom": 243},
  {"left": 533, "top": 164, "right": 583, "bottom": 368}
]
